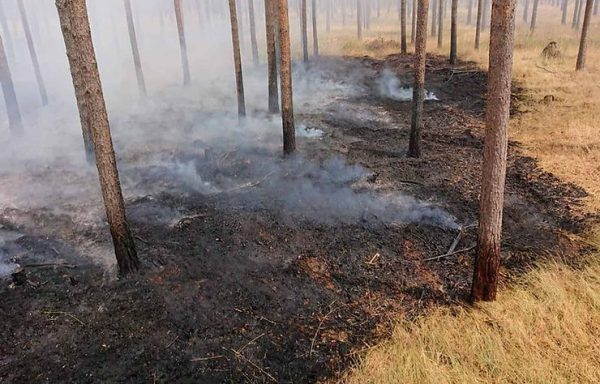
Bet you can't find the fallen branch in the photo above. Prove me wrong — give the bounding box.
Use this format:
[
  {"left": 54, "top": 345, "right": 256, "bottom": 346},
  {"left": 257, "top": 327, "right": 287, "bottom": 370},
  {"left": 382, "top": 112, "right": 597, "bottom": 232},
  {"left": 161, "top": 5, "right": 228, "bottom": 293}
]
[
  {"left": 310, "top": 301, "right": 337, "bottom": 357},
  {"left": 236, "top": 333, "right": 265, "bottom": 354},
  {"left": 423, "top": 245, "right": 476, "bottom": 262},
  {"left": 226, "top": 347, "right": 278, "bottom": 383},
  {"left": 40, "top": 310, "right": 85, "bottom": 326},
  {"left": 22, "top": 263, "right": 77, "bottom": 269},
  {"left": 190, "top": 355, "right": 225, "bottom": 362}
]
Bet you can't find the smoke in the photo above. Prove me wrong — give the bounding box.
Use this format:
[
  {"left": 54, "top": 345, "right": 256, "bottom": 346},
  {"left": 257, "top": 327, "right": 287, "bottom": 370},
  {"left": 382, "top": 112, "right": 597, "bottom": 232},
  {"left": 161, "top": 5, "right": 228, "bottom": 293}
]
[{"left": 376, "top": 68, "right": 439, "bottom": 101}]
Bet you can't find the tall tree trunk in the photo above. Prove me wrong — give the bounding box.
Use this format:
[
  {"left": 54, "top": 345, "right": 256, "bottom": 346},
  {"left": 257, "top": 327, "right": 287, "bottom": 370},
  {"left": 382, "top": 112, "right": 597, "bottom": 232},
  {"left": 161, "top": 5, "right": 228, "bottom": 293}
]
[
  {"left": 228, "top": 0, "right": 246, "bottom": 117},
  {"left": 357, "top": 0, "right": 363, "bottom": 39},
  {"left": 437, "top": 0, "right": 444, "bottom": 48},
  {"left": 124, "top": 0, "right": 147, "bottom": 96},
  {"left": 248, "top": 0, "right": 259, "bottom": 66},
  {"left": 174, "top": 0, "right": 191, "bottom": 85},
  {"left": 301, "top": 0, "right": 309, "bottom": 62},
  {"left": 411, "top": 0, "right": 417, "bottom": 44},
  {"left": 18, "top": 0, "right": 48, "bottom": 106},
  {"left": 401, "top": 0, "right": 407, "bottom": 53},
  {"left": 265, "top": 0, "right": 279, "bottom": 113},
  {"left": 482, "top": 0, "right": 490, "bottom": 29},
  {"left": 450, "top": 0, "right": 458, "bottom": 64},
  {"left": 468, "top": 0, "right": 473, "bottom": 23},
  {"left": 277, "top": 0, "right": 296, "bottom": 154},
  {"left": 471, "top": 0, "right": 516, "bottom": 302},
  {"left": 55, "top": 0, "right": 139, "bottom": 276},
  {"left": 0, "top": 33, "right": 22, "bottom": 134},
  {"left": 312, "top": 0, "right": 319, "bottom": 56},
  {"left": 576, "top": 0, "right": 594, "bottom": 70},
  {"left": 408, "top": 0, "right": 430, "bottom": 158},
  {"left": 431, "top": 0, "right": 438, "bottom": 36},
  {"left": 562, "top": 0, "right": 569, "bottom": 24},
  {"left": 523, "top": 0, "right": 529, "bottom": 22},
  {"left": 475, "top": 0, "right": 483, "bottom": 49},
  {"left": 576, "top": 0, "right": 584, "bottom": 28},
  {"left": 0, "top": 1, "right": 14, "bottom": 60},
  {"left": 530, "top": 0, "right": 539, "bottom": 31}
]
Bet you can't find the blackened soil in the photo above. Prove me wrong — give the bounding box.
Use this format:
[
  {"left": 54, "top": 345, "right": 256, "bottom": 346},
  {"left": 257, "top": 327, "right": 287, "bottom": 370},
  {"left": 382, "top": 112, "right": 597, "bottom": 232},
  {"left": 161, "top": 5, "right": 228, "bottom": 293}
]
[{"left": 0, "top": 55, "right": 595, "bottom": 384}]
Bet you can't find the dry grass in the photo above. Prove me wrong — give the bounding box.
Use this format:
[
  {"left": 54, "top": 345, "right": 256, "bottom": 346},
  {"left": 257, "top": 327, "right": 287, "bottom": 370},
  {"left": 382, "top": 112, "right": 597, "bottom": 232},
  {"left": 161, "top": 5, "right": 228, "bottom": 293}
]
[{"left": 311, "top": 5, "right": 600, "bottom": 384}]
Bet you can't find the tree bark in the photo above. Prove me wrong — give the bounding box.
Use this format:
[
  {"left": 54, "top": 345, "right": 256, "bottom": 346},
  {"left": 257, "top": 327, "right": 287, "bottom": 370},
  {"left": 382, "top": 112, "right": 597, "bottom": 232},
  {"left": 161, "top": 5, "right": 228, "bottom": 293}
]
[
  {"left": 174, "top": 0, "right": 191, "bottom": 85},
  {"left": 55, "top": 0, "right": 139, "bottom": 276},
  {"left": 408, "top": 0, "right": 430, "bottom": 158},
  {"left": 265, "top": 0, "right": 279, "bottom": 113},
  {"left": 401, "top": 0, "right": 408, "bottom": 53},
  {"left": 576, "top": 0, "right": 594, "bottom": 70},
  {"left": 0, "top": 33, "right": 22, "bottom": 134},
  {"left": 18, "top": 0, "right": 48, "bottom": 106},
  {"left": 411, "top": 0, "right": 417, "bottom": 44},
  {"left": 124, "top": 0, "right": 147, "bottom": 96},
  {"left": 475, "top": 0, "right": 483, "bottom": 49},
  {"left": 228, "top": 0, "right": 246, "bottom": 117},
  {"left": 357, "top": 0, "right": 363, "bottom": 39},
  {"left": 301, "top": 0, "right": 309, "bottom": 62},
  {"left": 248, "top": 0, "right": 259, "bottom": 66},
  {"left": 450, "top": 0, "right": 458, "bottom": 64},
  {"left": 312, "top": 0, "right": 319, "bottom": 56},
  {"left": 277, "top": 0, "right": 296, "bottom": 154},
  {"left": 471, "top": 0, "right": 516, "bottom": 302},
  {"left": 530, "top": 0, "right": 539, "bottom": 31},
  {"left": 437, "top": 0, "right": 444, "bottom": 48}
]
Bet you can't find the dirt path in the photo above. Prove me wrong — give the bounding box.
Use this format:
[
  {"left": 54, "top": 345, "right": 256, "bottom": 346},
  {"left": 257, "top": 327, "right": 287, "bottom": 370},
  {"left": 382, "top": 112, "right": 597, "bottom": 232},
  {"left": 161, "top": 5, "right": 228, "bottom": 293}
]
[{"left": 0, "top": 55, "right": 592, "bottom": 383}]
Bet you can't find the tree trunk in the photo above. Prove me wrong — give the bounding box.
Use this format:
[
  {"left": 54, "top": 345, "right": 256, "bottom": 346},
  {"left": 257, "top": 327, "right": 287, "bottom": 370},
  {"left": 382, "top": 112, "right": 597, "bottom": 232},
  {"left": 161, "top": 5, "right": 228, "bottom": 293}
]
[
  {"left": 576, "top": 0, "right": 594, "bottom": 70},
  {"left": 401, "top": 0, "right": 408, "bottom": 53},
  {"left": 277, "top": 0, "right": 296, "bottom": 154},
  {"left": 18, "top": 0, "right": 48, "bottom": 106},
  {"left": 0, "top": 1, "right": 14, "bottom": 60},
  {"left": 55, "top": 0, "right": 139, "bottom": 276},
  {"left": 431, "top": 0, "right": 437, "bottom": 36},
  {"left": 248, "top": 0, "right": 259, "bottom": 66},
  {"left": 471, "top": 0, "right": 516, "bottom": 302},
  {"left": 437, "top": 0, "right": 444, "bottom": 48},
  {"left": 475, "top": 0, "right": 483, "bottom": 49},
  {"left": 562, "top": 0, "right": 569, "bottom": 24},
  {"left": 530, "top": 0, "right": 539, "bottom": 31},
  {"left": 0, "top": 33, "right": 22, "bottom": 134},
  {"left": 124, "top": 0, "right": 147, "bottom": 96},
  {"left": 265, "top": 0, "right": 279, "bottom": 113},
  {"left": 523, "top": 0, "right": 529, "bottom": 23},
  {"left": 482, "top": 0, "right": 490, "bottom": 29},
  {"left": 411, "top": 0, "right": 417, "bottom": 44},
  {"left": 408, "top": 0, "right": 430, "bottom": 158},
  {"left": 174, "top": 0, "right": 191, "bottom": 85},
  {"left": 228, "top": 0, "right": 246, "bottom": 117},
  {"left": 357, "top": 0, "right": 363, "bottom": 39},
  {"left": 301, "top": 0, "right": 309, "bottom": 62},
  {"left": 312, "top": 0, "right": 319, "bottom": 56},
  {"left": 468, "top": 0, "right": 473, "bottom": 23},
  {"left": 450, "top": 0, "right": 458, "bottom": 64},
  {"left": 576, "top": 0, "right": 584, "bottom": 28}
]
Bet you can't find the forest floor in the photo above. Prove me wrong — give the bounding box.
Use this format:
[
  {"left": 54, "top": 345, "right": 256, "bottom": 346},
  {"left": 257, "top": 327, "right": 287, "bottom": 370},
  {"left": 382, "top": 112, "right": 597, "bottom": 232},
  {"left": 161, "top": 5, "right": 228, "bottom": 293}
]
[{"left": 0, "top": 54, "right": 595, "bottom": 383}]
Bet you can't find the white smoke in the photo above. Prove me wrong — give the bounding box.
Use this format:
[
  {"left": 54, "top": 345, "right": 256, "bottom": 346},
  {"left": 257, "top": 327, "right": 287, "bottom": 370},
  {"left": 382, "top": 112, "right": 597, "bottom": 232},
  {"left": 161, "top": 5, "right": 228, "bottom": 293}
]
[{"left": 376, "top": 68, "right": 439, "bottom": 101}]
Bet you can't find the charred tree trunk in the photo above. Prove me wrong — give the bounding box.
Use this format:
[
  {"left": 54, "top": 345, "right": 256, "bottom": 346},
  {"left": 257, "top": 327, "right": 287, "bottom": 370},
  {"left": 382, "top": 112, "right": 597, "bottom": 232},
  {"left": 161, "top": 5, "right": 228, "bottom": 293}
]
[
  {"left": 576, "top": 0, "right": 594, "bottom": 70},
  {"left": 0, "top": 33, "right": 22, "bottom": 134},
  {"left": 265, "top": 0, "right": 279, "bottom": 113},
  {"left": 411, "top": 0, "right": 417, "bottom": 44},
  {"left": 18, "top": 0, "right": 48, "bottom": 106},
  {"left": 475, "top": 0, "right": 483, "bottom": 49},
  {"left": 530, "top": 0, "right": 539, "bottom": 31},
  {"left": 408, "top": 0, "right": 430, "bottom": 158},
  {"left": 249, "top": 0, "right": 259, "bottom": 66},
  {"left": 124, "top": 0, "right": 147, "bottom": 96},
  {"left": 174, "top": 0, "right": 191, "bottom": 85},
  {"left": 55, "top": 0, "right": 139, "bottom": 276},
  {"left": 450, "top": 0, "right": 458, "bottom": 64},
  {"left": 228, "top": 0, "right": 246, "bottom": 117},
  {"left": 437, "top": 0, "right": 444, "bottom": 48},
  {"left": 357, "top": 0, "right": 363, "bottom": 39},
  {"left": 277, "top": 0, "right": 296, "bottom": 154},
  {"left": 301, "top": 0, "right": 309, "bottom": 62},
  {"left": 471, "top": 0, "right": 516, "bottom": 302},
  {"left": 312, "top": 0, "right": 319, "bottom": 56},
  {"left": 401, "top": 0, "right": 408, "bottom": 53}
]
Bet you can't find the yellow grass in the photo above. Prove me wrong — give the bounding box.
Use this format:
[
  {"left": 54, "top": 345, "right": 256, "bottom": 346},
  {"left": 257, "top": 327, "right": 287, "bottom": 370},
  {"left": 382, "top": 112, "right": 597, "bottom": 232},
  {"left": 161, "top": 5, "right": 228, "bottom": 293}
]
[{"left": 313, "top": 5, "right": 600, "bottom": 384}]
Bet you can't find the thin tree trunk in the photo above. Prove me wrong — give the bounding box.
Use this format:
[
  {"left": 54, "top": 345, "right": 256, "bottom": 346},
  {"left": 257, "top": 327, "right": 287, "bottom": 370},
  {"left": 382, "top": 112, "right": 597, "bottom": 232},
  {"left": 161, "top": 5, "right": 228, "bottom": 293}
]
[
  {"left": 431, "top": 0, "right": 438, "bottom": 36},
  {"left": 411, "top": 0, "right": 417, "bottom": 44},
  {"left": 437, "top": 0, "right": 444, "bottom": 48},
  {"left": 0, "top": 33, "right": 22, "bottom": 134},
  {"left": 174, "top": 0, "right": 191, "bottom": 85},
  {"left": 265, "top": 0, "right": 279, "bottom": 113},
  {"left": 248, "top": 0, "right": 259, "bottom": 66},
  {"left": 475, "top": 0, "right": 483, "bottom": 49},
  {"left": 576, "top": 0, "right": 594, "bottom": 70},
  {"left": 408, "top": 0, "right": 430, "bottom": 158},
  {"left": 576, "top": 0, "right": 584, "bottom": 27},
  {"left": 524, "top": 0, "right": 529, "bottom": 22},
  {"left": 468, "top": 0, "right": 473, "bottom": 23},
  {"left": 562, "top": 0, "right": 569, "bottom": 24},
  {"left": 357, "top": 0, "right": 363, "bottom": 39},
  {"left": 482, "top": 0, "right": 490, "bottom": 29},
  {"left": 471, "top": 0, "right": 516, "bottom": 302},
  {"left": 55, "top": 0, "right": 139, "bottom": 276},
  {"left": 450, "top": 0, "right": 458, "bottom": 63},
  {"left": 301, "top": 0, "right": 309, "bottom": 62},
  {"left": 277, "top": 0, "right": 296, "bottom": 154},
  {"left": 228, "top": 0, "right": 246, "bottom": 117},
  {"left": 401, "top": 0, "right": 407, "bottom": 53},
  {"left": 124, "top": 0, "right": 147, "bottom": 96},
  {"left": 530, "top": 0, "right": 539, "bottom": 31},
  {"left": 18, "top": 0, "right": 48, "bottom": 106},
  {"left": 312, "top": 0, "right": 319, "bottom": 56},
  {"left": 0, "top": 1, "right": 14, "bottom": 60}
]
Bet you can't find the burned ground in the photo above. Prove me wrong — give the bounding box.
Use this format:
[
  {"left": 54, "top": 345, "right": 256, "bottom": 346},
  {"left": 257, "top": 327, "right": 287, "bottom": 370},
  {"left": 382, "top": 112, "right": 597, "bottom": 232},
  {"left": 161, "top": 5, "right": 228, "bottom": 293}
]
[{"left": 0, "top": 55, "right": 594, "bottom": 383}]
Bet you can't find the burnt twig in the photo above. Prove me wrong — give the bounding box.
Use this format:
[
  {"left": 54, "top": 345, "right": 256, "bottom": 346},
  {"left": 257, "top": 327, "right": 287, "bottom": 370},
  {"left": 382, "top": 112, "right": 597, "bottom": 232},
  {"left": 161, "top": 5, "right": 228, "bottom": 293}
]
[{"left": 40, "top": 310, "right": 85, "bottom": 326}]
